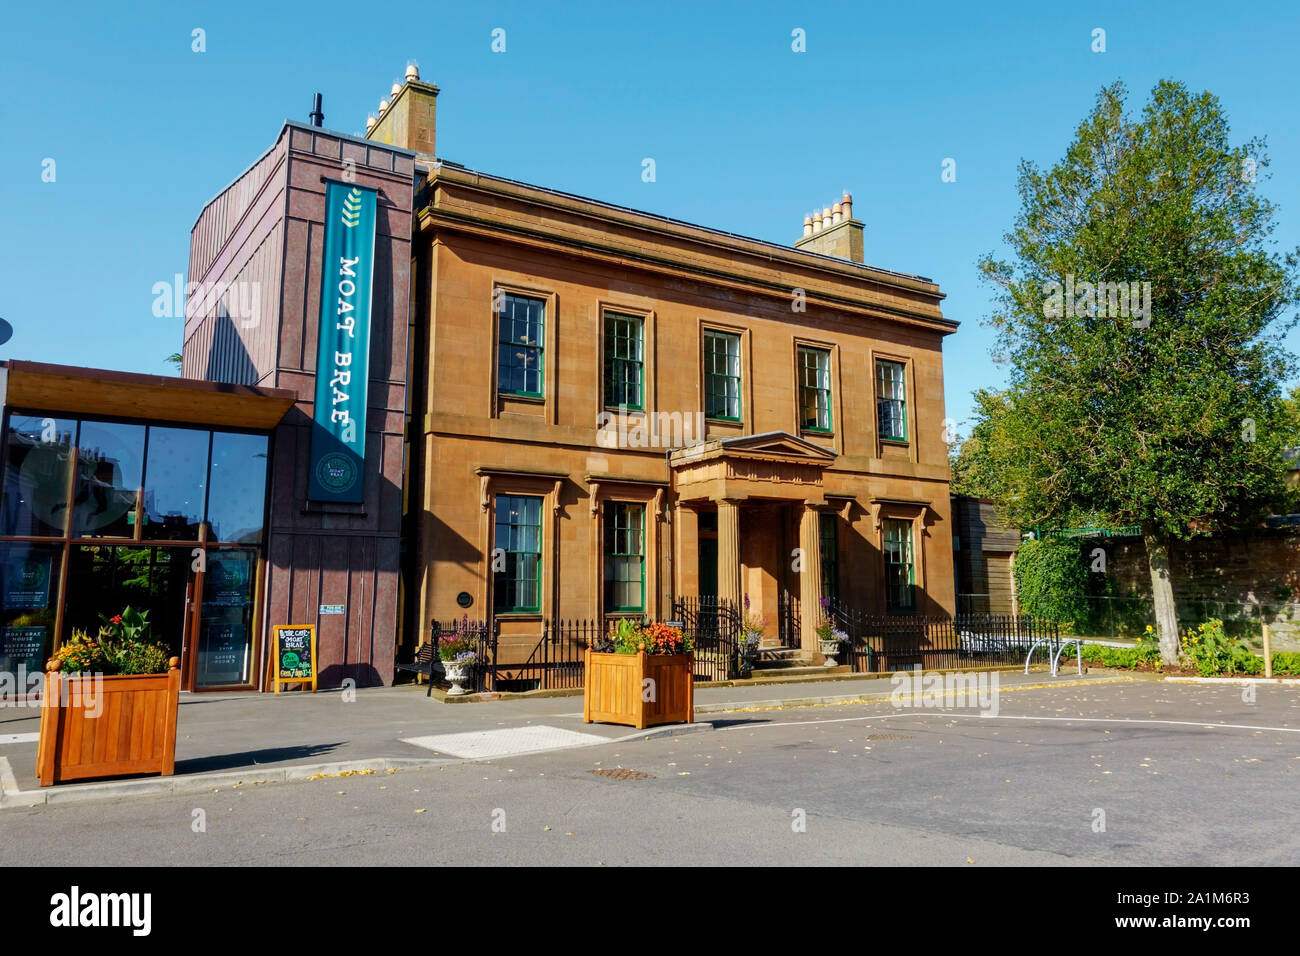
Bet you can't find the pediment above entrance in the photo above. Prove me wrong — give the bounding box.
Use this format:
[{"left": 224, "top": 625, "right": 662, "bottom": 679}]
[{"left": 670, "top": 431, "right": 835, "bottom": 502}]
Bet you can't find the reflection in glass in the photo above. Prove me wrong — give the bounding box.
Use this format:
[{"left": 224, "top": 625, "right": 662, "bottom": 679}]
[
  {"left": 206, "top": 433, "right": 268, "bottom": 544},
  {"left": 1, "top": 416, "right": 77, "bottom": 536},
  {"left": 0, "top": 541, "right": 62, "bottom": 680},
  {"left": 72, "top": 421, "right": 145, "bottom": 538},
  {"left": 64, "top": 546, "right": 186, "bottom": 660},
  {"left": 143, "top": 426, "right": 209, "bottom": 540}
]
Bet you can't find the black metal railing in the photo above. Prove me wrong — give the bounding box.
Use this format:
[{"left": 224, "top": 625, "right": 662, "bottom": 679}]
[
  {"left": 532, "top": 619, "right": 594, "bottom": 689},
  {"left": 814, "top": 602, "right": 1059, "bottom": 673},
  {"left": 672, "top": 595, "right": 740, "bottom": 681},
  {"left": 430, "top": 600, "right": 763, "bottom": 693}
]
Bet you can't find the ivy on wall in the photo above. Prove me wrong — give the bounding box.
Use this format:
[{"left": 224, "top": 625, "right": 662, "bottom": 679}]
[{"left": 1013, "top": 536, "right": 1090, "bottom": 624}]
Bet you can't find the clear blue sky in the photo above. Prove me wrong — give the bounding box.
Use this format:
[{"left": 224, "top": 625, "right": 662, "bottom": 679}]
[{"left": 2, "top": 0, "right": 1297, "bottom": 433}]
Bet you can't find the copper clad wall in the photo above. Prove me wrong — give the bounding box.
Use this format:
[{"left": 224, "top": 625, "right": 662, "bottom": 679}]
[{"left": 186, "top": 122, "right": 415, "bottom": 687}]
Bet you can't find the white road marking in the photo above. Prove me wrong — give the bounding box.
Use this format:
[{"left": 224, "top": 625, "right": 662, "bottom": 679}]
[
  {"left": 0, "top": 733, "right": 39, "bottom": 745},
  {"left": 403, "top": 725, "right": 613, "bottom": 759},
  {"left": 728, "top": 711, "right": 1300, "bottom": 735}
]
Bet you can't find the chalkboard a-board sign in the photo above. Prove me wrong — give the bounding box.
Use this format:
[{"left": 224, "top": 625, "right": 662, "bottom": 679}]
[{"left": 272, "top": 625, "right": 317, "bottom": 693}]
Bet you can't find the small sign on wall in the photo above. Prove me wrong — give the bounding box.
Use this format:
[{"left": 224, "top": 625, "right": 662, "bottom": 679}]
[{"left": 319, "top": 604, "right": 346, "bottom": 615}]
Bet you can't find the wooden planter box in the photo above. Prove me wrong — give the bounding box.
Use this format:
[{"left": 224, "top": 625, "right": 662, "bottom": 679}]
[
  {"left": 583, "top": 649, "right": 694, "bottom": 729},
  {"left": 36, "top": 658, "right": 181, "bottom": 787}
]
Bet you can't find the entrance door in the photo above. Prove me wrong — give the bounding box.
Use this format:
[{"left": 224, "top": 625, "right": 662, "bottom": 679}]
[
  {"left": 193, "top": 548, "right": 258, "bottom": 689},
  {"left": 698, "top": 539, "right": 718, "bottom": 599}
]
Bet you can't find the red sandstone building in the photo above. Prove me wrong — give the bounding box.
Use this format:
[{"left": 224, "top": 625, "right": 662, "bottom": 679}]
[{"left": 0, "top": 68, "right": 958, "bottom": 689}]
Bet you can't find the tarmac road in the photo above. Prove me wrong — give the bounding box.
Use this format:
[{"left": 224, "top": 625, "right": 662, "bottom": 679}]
[{"left": 3, "top": 679, "right": 1297, "bottom": 866}]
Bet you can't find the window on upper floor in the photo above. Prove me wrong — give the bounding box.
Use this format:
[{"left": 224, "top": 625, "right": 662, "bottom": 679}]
[
  {"left": 704, "top": 330, "right": 741, "bottom": 421},
  {"left": 604, "top": 312, "right": 644, "bottom": 410},
  {"left": 497, "top": 293, "right": 545, "bottom": 398},
  {"left": 798, "top": 345, "right": 832, "bottom": 433},
  {"left": 876, "top": 359, "right": 908, "bottom": 441}
]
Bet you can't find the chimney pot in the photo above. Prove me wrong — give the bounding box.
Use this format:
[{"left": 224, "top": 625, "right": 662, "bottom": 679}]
[
  {"left": 821, "top": 207, "right": 832, "bottom": 230},
  {"left": 365, "top": 115, "right": 377, "bottom": 132},
  {"left": 405, "top": 64, "right": 420, "bottom": 82},
  {"left": 802, "top": 215, "right": 813, "bottom": 238},
  {"left": 842, "top": 193, "right": 853, "bottom": 219},
  {"left": 379, "top": 98, "right": 390, "bottom": 113},
  {"left": 390, "top": 82, "right": 402, "bottom": 97},
  {"left": 832, "top": 201, "right": 843, "bottom": 224}
]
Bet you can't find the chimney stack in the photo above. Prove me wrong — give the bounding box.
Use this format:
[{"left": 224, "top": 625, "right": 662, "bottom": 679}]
[
  {"left": 365, "top": 64, "right": 439, "bottom": 156},
  {"left": 794, "top": 191, "right": 864, "bottom": 263},
  {"left": 308, "top": 92, "right": 324, "bottom": 128}
]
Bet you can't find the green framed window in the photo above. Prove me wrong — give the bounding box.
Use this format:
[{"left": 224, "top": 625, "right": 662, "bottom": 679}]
[
  {"left": 493, "top": 494, "right": 542, "bottom": 612},
  {"left": 704, "top": 330, "right": 741, "bottom": 421},
  {"left": 604, "top": 313, "right": 644, "bottom": 409},
  {"left": 497, "top": 293, "right": 545, "bottom": 398},
  {"left": 799, "top": 345, "right": 832, "bottom": 432},
  {"left": 876, "top": 359, "right": 907, "bottom": 441},
  {"left": 604, "top": 502, "right": 645, "bottom": 612},
  {"left": 819, "top": 512, "right": 839, "bottom": 602},
  {"left": 883, "top": 519, "right": 915, "bottom": 612}
]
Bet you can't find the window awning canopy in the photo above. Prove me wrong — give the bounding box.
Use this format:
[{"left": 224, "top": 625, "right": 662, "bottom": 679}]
[{"left": 1, "top": 360, "right": 296, "bottom": 431}]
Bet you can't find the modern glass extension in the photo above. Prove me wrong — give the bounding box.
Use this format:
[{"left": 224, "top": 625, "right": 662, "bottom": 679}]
[{"left": 0, "top": 411, "right": 270, "bottom": 690}]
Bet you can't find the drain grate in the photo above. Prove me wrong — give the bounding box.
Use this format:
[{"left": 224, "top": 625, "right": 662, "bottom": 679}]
[
  {"left": 589, "top": 768, "right": 655, "bottom": 780},
  {"left": 867, "top": 733, "right": 914, "bottom": 741}
]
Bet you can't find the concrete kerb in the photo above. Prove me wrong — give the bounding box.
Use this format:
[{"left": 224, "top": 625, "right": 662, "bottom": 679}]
[{"left": 1164, "top": 676, "right": 1300, "bottom": 686}]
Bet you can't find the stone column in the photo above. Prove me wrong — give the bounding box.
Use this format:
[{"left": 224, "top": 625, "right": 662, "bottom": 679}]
[
  {"left": 799, "top": 503, "right": 824, "bottom": 654},
  {"left": 717, "top": 499, "right": 742, "bottom": 611}
]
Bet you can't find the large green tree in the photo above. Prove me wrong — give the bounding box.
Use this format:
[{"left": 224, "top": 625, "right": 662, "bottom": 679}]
[{"left": 976, "top": 80, "right": 1299, "bottom": 664}]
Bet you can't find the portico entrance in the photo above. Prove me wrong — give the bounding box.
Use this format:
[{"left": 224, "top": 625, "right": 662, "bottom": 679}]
[{"left": 671, "top": 432, "right": 836, "bottom": 652}]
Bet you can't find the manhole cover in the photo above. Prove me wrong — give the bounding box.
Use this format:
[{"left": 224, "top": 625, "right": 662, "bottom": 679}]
[
  {"left": 867, "top": 733, "right": 914, "bottom": 740},
  {"left": 589, "top": 768, "right": 655, "bottom": 780}
]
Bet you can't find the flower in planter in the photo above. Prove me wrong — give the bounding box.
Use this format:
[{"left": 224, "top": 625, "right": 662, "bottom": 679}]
[
  {"left": 52, "top": 617, "right": 170, "bottom": 676},
  {"left": 741, "top": 592, "right": 766, "bottom": 644}
]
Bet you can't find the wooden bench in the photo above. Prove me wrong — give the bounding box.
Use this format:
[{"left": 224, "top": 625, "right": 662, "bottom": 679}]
[{"left": 394, "top": 642, "right": 438, "bottom": 696}]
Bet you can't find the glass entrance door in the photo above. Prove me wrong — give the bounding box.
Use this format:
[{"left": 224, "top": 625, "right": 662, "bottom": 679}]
[{"left": 194, "top": 548, "right": 258, "bottom": 689}]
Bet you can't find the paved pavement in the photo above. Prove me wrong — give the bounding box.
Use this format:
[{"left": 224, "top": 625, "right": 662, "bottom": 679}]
[
  {"left": 0, "top": 668, "right": 1133, "bottom": 802},
  {"left": 3, "top": 678, "right": 1297, "bottom": 865}
]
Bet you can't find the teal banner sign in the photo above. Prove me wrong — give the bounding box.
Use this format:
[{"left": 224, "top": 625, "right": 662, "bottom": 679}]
[{"left": 309, "top": 181, "right": 377, "bottom": 502}]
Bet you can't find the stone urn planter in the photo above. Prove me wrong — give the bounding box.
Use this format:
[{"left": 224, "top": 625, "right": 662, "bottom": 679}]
[
  {"left": 739, "top": 650, "right": 757, "bottom": 676},
  {"left": 442, "top": 658, "right": 473, "bottom": 696},
  {"left": 819, "top": 639, "right": 841, "bottom": 667}
]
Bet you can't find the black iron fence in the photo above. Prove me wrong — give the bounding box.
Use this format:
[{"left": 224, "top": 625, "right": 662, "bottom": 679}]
[
  {"left": 672, "top": 595, "right": 740, "bottom": 681},
  {"left": 428, "top": 599, "right": 1047, "bottom": 692},
  {"left": 820, "top": 601, "right": 1058, "bottom": 673}
]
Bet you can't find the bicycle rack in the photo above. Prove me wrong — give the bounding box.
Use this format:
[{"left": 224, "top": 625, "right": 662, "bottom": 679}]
[{"left": 1025, "top": 635, "right": 1083, "bottom": 677}]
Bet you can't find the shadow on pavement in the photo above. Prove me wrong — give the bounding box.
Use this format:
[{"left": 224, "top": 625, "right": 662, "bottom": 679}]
[{"left": 175, "top": 742, "right": 345, "bottom": 775}]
